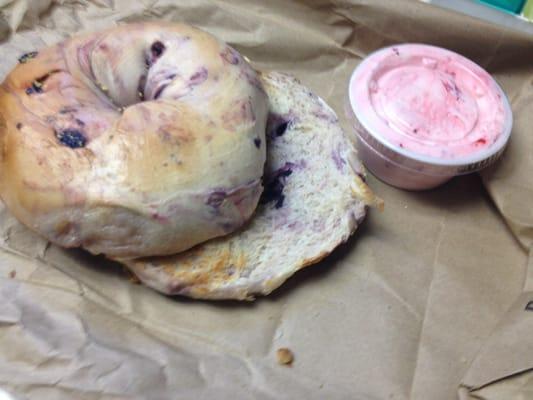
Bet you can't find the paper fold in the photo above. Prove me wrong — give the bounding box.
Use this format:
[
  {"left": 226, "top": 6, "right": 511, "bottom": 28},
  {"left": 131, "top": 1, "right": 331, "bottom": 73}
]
[{"left": 0, "top": 1, "right": 532, "bottom": 399}]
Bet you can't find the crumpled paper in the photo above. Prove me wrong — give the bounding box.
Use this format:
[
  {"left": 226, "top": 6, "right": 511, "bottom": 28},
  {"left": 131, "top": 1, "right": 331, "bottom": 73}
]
[{"left": 0, "top": 1, "right": 532, "bottom": 399}]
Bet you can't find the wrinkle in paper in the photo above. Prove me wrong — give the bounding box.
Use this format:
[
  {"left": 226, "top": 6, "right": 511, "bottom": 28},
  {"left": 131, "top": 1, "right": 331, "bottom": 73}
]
[{"left": 0, "top": 1, "right": 532, "bottom": 400}]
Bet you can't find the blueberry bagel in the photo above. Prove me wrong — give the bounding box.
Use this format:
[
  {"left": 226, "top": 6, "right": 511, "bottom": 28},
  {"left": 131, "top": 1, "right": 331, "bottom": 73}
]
[
  {"left": 123, "top": 72, "right": 381, "bottom": 300},
  {"left": 0, "top": 22, "right": 268, "bottom": 259}
]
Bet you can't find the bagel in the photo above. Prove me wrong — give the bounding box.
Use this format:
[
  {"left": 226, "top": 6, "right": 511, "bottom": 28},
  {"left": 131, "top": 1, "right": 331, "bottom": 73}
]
[
  {"left": 121, "top": 72, "right": 381, "bottom": 300},
  {"left": 0, "top": 22, "right": 268, "bottom": 259}
]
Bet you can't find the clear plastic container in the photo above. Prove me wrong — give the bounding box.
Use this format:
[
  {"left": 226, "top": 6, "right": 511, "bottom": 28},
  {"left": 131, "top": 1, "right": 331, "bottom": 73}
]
[{"left": 346, "top": 44, "right": 513, "bottom": 191}]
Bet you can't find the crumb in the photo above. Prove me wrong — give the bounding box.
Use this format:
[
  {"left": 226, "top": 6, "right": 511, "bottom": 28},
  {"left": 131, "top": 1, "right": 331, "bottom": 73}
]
[
  {"left": 121, "top": 266, "right": 141, "bottom": 284},
  {"left": 276, "top": 348, "right": 294, "bottom": 366},
  {"left": 128, "top": 273, "right": 141, "bottom": 284},
  {"left": 8, "top": 270, "right": 16, "bottom": 278}
]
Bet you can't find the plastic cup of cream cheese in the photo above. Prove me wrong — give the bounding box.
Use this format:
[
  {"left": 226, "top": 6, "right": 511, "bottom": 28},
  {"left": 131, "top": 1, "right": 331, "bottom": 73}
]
[{"left": 347, "top": 44, "right": 513, "bottom": 191}]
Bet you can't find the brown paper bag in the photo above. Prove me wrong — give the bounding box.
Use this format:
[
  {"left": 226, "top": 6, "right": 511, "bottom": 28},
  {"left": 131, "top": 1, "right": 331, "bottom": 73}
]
[{"left": 0, "top": 1, "right": 532, "bottom": 399}]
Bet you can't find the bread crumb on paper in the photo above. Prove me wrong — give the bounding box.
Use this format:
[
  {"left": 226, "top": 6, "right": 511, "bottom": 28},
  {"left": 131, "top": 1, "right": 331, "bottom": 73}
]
[
  {"left": 8, "top": 270, "right": 16, "bottom": 279},
  {"left": 122, "top": 267, "right": 141, "bottom": 284},
  {"left": 276, "top": 348, "right": 294, "bottom": 366}
]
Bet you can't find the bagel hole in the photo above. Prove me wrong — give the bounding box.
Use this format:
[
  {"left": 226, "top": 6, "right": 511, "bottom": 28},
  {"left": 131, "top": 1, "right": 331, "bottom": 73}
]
[
  {"left": 150, "top": 41, "right": 166, "bottom": 62},
  {"left": 139, "top": 41, "right": 167, "bottom": 100}
]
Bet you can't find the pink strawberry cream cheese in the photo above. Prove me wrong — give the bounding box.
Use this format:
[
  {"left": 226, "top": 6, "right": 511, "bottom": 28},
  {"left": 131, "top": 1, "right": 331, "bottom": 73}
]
[{"left": 347, "top": 44, "right": 512, "bottom": 190}]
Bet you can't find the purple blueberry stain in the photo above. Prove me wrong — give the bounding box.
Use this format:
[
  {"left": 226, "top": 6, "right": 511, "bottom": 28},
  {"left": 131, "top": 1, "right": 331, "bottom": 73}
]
[
  {"left": 207, "top": 190, "right": 227, "bottom": 208},
  {"left": 26, "top": 82, "right": 43, "bottom": 95},
  {"left": 150, "top": 74, "right": 179, "bottom": 100},
  {"left": 55, "top": 129, "right": 86, "bottom": 149},
  {"left": 260, "top": 162, "right": 294, "bottom": 209},
  {"left": 153, "top": 83, "right": 169, "bottom": 100},
  {"left": 25, "top": 69, "right": 63, "bottom": 95},
  {"left": 59, "top": 106, "right": 77, "bottom": 114},
  {"left": 18, "top": 51, "right": 38, "bottom": 63},
  {"left": 331, "top": 148, "right": 346, "bottom": 172},
  {"left": 313, "top": 109, "right": 338, "bottom": 123},
  {"left": 267, "top": 113, "right": 291, "bottom": 139},
  {"left": 189, "top": 67, "right": 208, "bottom": 86},
  {"left": 275, "top": 121, "right": 288, "bottom": 137},
  {"left": 220, "top": 46, "right": 240, "bottom": 65}
]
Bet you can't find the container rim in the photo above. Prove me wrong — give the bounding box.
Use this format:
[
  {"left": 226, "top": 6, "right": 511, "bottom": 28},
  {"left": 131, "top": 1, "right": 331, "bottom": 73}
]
[{"left": 348, "top": 43, "right": 513, "bottom": 168}]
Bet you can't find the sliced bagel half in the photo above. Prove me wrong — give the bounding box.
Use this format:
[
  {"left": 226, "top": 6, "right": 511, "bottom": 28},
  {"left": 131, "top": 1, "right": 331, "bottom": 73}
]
[{"left": 120, "top": 71, "right": 381, "bottom": 300}]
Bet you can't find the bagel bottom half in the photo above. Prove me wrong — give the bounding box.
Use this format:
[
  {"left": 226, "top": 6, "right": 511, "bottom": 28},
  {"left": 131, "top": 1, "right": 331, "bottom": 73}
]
[{"left": 120, "top": 71, "right": 381, "bottom": 300}]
